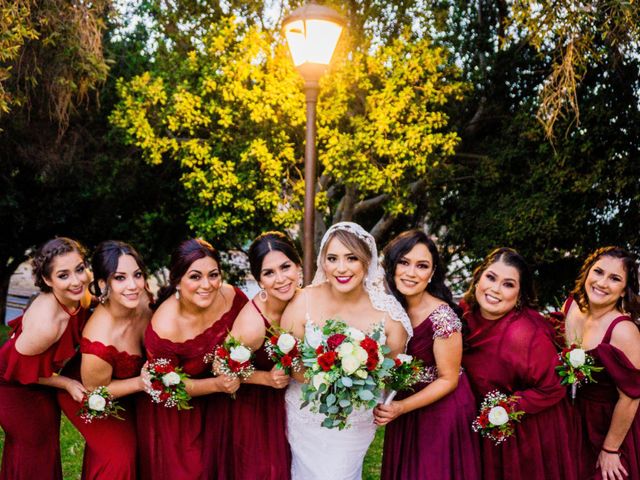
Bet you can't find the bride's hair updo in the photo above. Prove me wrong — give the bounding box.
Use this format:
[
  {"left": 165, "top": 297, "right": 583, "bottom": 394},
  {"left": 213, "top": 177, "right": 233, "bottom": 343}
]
[{"left": 320, "top": 229, "right": 371, "bottom": 271}]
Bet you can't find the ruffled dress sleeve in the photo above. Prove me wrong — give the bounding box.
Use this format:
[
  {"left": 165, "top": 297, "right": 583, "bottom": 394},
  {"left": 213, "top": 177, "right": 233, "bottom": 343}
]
[
  {"left": 597, "top": 343, "right": 640, "bottom": 399},
  {"left": 1, "top": 308, "right": 88, "bottom": 385},
  {"left": 81, "top": 338, "right": 144, "bottom": 379}
]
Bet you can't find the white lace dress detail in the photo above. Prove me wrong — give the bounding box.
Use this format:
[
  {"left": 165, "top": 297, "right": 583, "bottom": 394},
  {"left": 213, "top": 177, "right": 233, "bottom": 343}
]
[{"left": 285, "top": 318, "right": 385, "bottom": 480}]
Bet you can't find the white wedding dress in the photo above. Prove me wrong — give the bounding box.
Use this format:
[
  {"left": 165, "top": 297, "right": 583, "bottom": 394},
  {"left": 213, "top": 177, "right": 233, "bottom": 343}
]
[{"left": 285, "top": 319, "right": 383, "bottom": 480}]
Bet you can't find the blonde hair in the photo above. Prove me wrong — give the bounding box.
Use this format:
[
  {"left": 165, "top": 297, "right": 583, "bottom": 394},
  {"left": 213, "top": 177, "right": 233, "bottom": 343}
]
[{"left": 320, "top": 229, "right": 371, "bottom": 271}]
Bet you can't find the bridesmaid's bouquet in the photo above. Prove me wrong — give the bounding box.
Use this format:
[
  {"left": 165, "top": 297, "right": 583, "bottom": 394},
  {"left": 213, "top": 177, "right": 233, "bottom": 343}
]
[
  {"left": 472, "top": 390, "right": 524, "bottom": 445},
  {"left": 300, "top": 319, "right": 395, "bottom": 430},
  {"left": 145, "top": 358, "right": 192, "bottom": 410},
  {"left": 556, "top": 344, "right": 603, "bottom": 401},
  {"left": 205, "top": 335, "right": 255, "bottom": 398},
  {"left": 264, "top": 328, "right": 303, "bottom": 374},
  {"left": 78, "top": 386, "right": 125, "bottom": 423},
  {"left": 382, "top": 353, "right": 427, "bottom": 404}
]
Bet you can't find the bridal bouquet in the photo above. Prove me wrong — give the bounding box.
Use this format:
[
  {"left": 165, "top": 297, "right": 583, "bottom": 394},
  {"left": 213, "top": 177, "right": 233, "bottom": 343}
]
[
  {"left": 78, "top": 386, "right": 125, "bottom": 423},
  {"left": 300, "top": 319, "right": 395, "bottom": 430},
  {"left": 264, "top": 329, "right": 303, "bottom": 374},
  {"left": 383, "top": 353, "right": 426, "bottom": 404},
  {"left": 145, "top": 358, "right": 192, "bottom": 410},
  {"left": 556, "top": 344, "right": 602, "bottom": 401},
  {"left": 472, "top": 390, "right": 524, "bottom": 445}
]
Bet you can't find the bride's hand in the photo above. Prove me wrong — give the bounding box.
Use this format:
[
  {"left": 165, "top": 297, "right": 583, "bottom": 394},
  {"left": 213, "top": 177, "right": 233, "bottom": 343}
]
[
  {"left": 268, "top": 366, "right": 290, "bottom": 389},
  {"left": 374, "top": 401, "right": 404, "bottom": 426}
]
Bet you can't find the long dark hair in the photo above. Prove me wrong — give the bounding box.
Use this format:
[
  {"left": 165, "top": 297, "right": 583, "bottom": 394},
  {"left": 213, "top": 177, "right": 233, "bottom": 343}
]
[
  {"left": 382, "top": 230, "right": 462, "bottom": 317},
  {"left": 32, "top": 237, "right": 88, "bottom": 292},
  {"left": 90, "top": 240, "right": 148, "bottom": 298},
  {"left": 571, "top": 246, "right": 640, "bottom": 322},
  {"left": 463, "top": 247, "right": 538, "bottom": 312},
  {"left": 248, "top": 231, "right": 301, "bottom": 283},
  {"left": 155, "top": 238, "right": 221, "bottom": 308}
]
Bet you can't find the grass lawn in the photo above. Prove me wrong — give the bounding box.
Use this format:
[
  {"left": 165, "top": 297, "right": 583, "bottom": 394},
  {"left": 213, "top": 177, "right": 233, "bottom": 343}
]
[{"left": 0, "top": 324, "right": 384, "bottom": 479}]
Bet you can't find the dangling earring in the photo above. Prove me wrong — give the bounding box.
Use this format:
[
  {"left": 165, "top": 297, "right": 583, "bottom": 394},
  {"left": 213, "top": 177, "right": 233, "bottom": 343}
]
[
  {"left": 298, "top": 272, "right": 304, "bottom": 288},
  {"left": 515, "top": 298, "right": 522, "bottom": 310},
  {"left": 175, "top": 288, "right": 180, "bottom": 300},
  {"left": 258, "top": 285, "right": 268, "bottom": 302},
  {"left": 99, "top": 286, "right": 110, "bottom": 305}
]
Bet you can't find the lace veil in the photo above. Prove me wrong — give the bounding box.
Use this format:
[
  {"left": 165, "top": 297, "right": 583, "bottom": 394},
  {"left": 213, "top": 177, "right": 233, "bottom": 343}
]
[{"left": 312, "top": 222, "right": 413, "bottom": 338}]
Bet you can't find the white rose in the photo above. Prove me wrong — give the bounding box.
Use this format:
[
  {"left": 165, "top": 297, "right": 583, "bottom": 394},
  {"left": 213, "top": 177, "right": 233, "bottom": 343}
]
[
  {"left": 488, "top": 406, "right": 510, "bottom": 426},
  {"left": 277, "top": 333, "right": 296, "bottom": 354},
  {"left": 229, "top": 345, "right": 251, "bottom": 363},
  {"left": 396, "top": 353, "right": 413, "bottom": 364},
  {"left": 342, "top": 355, "right": 360, "bottom": 375},
  {"left": 568, "top": 348, "right": 586, "bottom": 368},
  {"left": 337, "top": 342, "right": 354, "bottom": 357},
  {"left": 312, "top": 372, "right": 328, "bottom": 390},
  {"left": 305, "top": 329, "right": 323, "bottom": 349},
  {"left": 354, "top": 345, "right": 368, "bottom": 364},
  {"left": 345, "top": 327, "right": 365, "bottom": 341},
  {"left": 162, "top": 371, "right": 181, "bottom": 387},
  {"left": 88, "top": 394, "right": 106, "bottom": 412}
]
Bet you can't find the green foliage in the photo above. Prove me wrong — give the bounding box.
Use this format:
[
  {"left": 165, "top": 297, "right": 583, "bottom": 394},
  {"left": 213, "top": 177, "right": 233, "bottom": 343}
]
[{"left": 111, "top": 13, "right": 465, "bottom": 244}]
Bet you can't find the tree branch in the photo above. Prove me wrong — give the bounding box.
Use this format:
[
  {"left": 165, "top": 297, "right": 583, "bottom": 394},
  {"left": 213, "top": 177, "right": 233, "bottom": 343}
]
[{"left": 370, "top": 214, "right": 397, "bottom": 242}]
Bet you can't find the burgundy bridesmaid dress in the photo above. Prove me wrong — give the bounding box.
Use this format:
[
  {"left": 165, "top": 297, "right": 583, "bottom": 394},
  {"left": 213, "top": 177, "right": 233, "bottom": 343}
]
[
  {"left": 228, "top": 300, "right": 291, "bottom": 480},
  {"left": 461, "top": 302, "right": 578, "bottom": 480},
  {"left": 0, "top": 301, "right": 88, "bottom": 480},
  {"left": 381, "top": 304, "right": 481, "bottom": 480},
  {"left": 57, "top": 338, "right": 144, "bottom": 479},
  {"left": 571, "top": 303, "right": 640, "bottom": 479},
  {"left": 137, "top": 287, "right": 247, "bottom": 480}
]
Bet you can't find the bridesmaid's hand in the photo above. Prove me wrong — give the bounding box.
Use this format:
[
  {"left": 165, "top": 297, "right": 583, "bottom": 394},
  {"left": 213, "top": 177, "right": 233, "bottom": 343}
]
[
  {"left": 373, "top": 401, "right": 405, "bottom": 426},
  {"left": 597, "top": 450, "right": 628, "bottom": 480},
  {"left": 65, "top": 378, "right": 86, "bottom": 403},
  {"left": 140, "top": 362, "right": 152, "bottom": 393},
  {"left": 268, "top": 366, "right": 290, "bottom": 389},
  {"left": 217, "top": 375, "right": 240, "bottom": 394}
]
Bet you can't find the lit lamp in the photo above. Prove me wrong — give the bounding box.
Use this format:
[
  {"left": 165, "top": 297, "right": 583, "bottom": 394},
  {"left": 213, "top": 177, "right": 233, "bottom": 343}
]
[{"left": 283, "top": 2, "right": 345, "bottom": 285}]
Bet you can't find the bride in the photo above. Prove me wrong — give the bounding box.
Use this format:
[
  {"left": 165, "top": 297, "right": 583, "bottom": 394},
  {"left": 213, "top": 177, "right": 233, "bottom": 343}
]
[{"left": 281, "top": 222, "right": 412, "bottom": 480}]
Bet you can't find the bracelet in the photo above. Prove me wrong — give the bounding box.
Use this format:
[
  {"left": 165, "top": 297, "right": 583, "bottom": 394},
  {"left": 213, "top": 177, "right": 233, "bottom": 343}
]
[{"left": 602, "top": 447, "right": 621, "bottom": 456}]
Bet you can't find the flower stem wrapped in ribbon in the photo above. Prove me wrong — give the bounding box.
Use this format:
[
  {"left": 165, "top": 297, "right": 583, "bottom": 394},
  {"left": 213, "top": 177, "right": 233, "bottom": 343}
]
[
  {"left": 300, "top": 318, "right": 395, "bottom": 430},
  {"left": 556, "top": 343, "right": 603, "bottom": 401},
  {"left": 78, "top": 386, "right": 125, "bottom": 423},
  {"left": 205, "top": 335, "right": 255, "bottom": 398},
  {"left": 145, "top": 358, "right": 192, "bottom": 410},
  {"left": 382, "top": 353, "right": 426, "bottom": 405},
  {"left": 472, "top": 390, "right": 525, "bottom": 445},
  {"left": 264, "top": 327, "right": 302, "bottom": 374}
]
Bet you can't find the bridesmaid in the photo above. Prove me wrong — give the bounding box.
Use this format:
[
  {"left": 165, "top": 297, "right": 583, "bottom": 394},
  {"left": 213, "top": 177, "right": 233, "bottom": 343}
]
[
  {"left": 375, "top": 230, "right": 481, "bottom": 479},
  {"left": 137, "top": 238, "right": 247, "bottom": 480},
  {"left": 226, "top": 231, "right": 302, "bottom": 479},
  {"left": 563, "top": 247, "right": 640, "bottom": 480},
  {"left": 461, "top": 247, "right": 577, "bottom": 479},
  {"left": 0, "top": 237, "right": 90, "bottom": 479},
  {"left": 57, "top": 240, "right": 151, "bottom": 479}
]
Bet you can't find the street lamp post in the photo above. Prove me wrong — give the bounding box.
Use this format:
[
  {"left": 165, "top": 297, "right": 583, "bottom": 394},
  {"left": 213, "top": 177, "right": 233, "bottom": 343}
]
[{"left": 283, "top": 2, "right": 345, "bottom": 285}]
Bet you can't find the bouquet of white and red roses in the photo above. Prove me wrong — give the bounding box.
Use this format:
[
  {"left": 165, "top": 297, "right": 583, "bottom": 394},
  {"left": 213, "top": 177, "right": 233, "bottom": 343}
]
[
  {"left": 264, "top": 329, "right": 303, "bottom": 374},
  {"left": 382, "top": 353, "right": 427, "bottom": 404},
  {"left": 205, "top": 335, "right": 256, "bottom": 380},
  {"left": 300, "top": 318, "right": 395, "bottom": 430},
  {"left": 556, "top": 343, "right": 603, "bottom": 401},
  {"left": 78, "top": 386, "right": 125, "bottom": 423},
  {"left": 472, "top": 390, "right": 525, "bottom": 445},
  {"left": 145, "top": 358, "right": 192, "bottom": 410}
]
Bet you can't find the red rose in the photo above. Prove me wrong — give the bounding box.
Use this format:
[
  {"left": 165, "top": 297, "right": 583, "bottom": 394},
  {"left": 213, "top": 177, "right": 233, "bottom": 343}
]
[
  {"left": 270, "top": 336, "right": 278, "bottom": 345},
  {"left": 478, "top": 412, "right": 489, "bottom": 428},
  {"left": 228, "top": 359, "right": 240, "bottom": 371},
  {"left": 360, "top": 337, "right": 378, "bottom": 355},
  {"left": 327, "top": 334, "right": 347, "bottom": 350},
  {"left": 151, "top": 380, "right": 163, "bottom": 391},
  {"left": 576, "top": 371, "right": 585, "bottom": 381},
  {"left": 281, "top": 355, "right": 292, "bottom": 367},
  {"left": 394, "top": 358, "right": 402, "bottom": 367},
  {"left": 366, "top": 358, "right": 378, "bottom": 371},
  {"left": 154, "top": 363, "right": 172, "bottom": 374},
  {"left": 159, "top": 391, "right": 171, "bottom": 402},
  {"left": 290, "top": 345, "right": 299, "bottom": 355},
  {"left": 318, "top": 351, "right": 337, "bottom": 371},
  {"left": 216, "top": 346, "right": 229, "bottom": 358},
  {"left": 315, "top": 345, "right": 325, "bottom": 355}
]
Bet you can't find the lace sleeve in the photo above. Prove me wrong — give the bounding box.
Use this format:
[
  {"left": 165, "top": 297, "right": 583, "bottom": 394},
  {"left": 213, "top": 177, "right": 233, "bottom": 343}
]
[{"left": 430, "top": 304, "right": 462, "bottom": 339}]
